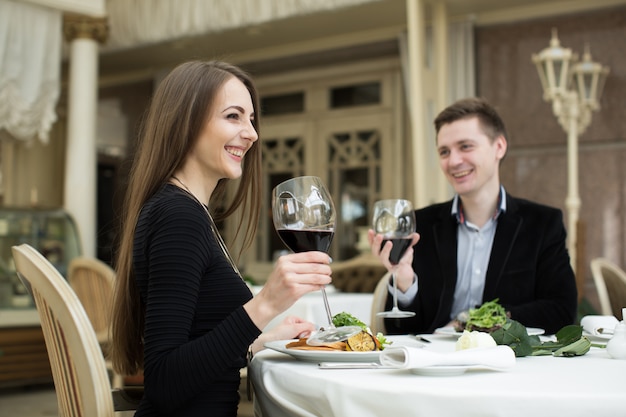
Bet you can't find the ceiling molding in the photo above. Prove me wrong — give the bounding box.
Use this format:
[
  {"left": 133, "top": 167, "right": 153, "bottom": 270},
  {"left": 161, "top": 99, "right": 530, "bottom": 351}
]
[
  {"left": 470, "top": 0, "right": 626, "bottom": 26},
  {"left": 229, "top": 25, "right": 405, "bottom": 67}
]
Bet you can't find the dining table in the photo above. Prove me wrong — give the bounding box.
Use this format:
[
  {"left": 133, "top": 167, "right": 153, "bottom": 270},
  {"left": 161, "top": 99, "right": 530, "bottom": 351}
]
[{"left": 248, "top": 332, "right": 626, "bottom": 417}]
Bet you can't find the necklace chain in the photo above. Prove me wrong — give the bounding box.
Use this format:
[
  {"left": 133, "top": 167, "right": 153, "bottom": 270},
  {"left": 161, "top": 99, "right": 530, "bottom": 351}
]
[{"left": 171, "top": 175, "right": 242, "bottom": 278}]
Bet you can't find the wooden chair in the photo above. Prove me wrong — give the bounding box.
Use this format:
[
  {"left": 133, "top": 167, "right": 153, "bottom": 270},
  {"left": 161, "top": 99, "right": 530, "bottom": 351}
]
[
  {"left": 11, "top": 244, "right": 141, "bottom": 416},
  {"left": 590, "top": 258, "right": 626, "bottom": 320},
  {"left": 370, "top": 272, "right": 391, "bottom": 334},
  {"left": 68, "top": 256, "right": 123, "bottom": 388}
]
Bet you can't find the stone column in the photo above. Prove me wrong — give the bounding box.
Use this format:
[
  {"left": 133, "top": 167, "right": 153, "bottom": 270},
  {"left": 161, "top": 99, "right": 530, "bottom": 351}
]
[
  {"left": 406, "top": 0, "right": 427, "bottom": 207},
  {"left": 63, "top": 14, "right": 108, "bottom": 258},
  {"left": 433, "top": 2, "right": 450, "bottom": 203}
]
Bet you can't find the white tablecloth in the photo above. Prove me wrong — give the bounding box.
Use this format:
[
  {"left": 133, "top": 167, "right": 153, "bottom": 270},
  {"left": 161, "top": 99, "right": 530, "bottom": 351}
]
[
  {"left": 253, "top": 286, "right": 373, "bottom": 331},
  {"left": 249, "top": 334, "right": 626, "bottom": 417}
]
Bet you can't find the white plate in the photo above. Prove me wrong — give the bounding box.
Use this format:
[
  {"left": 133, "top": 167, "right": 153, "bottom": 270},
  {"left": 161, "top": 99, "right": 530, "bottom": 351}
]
[
  {"left": 435, "top": 326, "right": 545, "bottom": 337},
  {"left": 265, "top": 340, "right": 382, "bottom": 363},
  {"left": 582, "top": 331, "right": 611, "bottom": 342}
]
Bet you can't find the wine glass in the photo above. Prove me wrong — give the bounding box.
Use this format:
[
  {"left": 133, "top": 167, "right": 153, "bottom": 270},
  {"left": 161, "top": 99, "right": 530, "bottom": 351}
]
[
  {"left": 372, "top": 199, "right": 416, "bottom": 318},
  {"left": 272, "top": 176, "right": 361, "bottom": 345}
]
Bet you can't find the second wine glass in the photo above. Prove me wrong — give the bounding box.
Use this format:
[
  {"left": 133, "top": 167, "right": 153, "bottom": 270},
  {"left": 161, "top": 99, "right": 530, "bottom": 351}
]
[
  {"left": 272, "top": 176, "right": 361, "bottom": 345},
  {"left": 372, "top": 199, "right": 416, "bottom": 318}
]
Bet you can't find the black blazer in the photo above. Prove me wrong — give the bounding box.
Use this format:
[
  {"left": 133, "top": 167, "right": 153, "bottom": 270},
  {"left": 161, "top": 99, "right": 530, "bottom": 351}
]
[{"left": 385, "top": 193, "right": 578, "bottom": 335}]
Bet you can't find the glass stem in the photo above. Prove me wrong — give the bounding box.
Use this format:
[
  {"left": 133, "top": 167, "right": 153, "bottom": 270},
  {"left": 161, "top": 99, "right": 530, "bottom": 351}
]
[
  {"left": 320, "top": 286, "right": 334, "bottom": 328},
  {"left": 391, "top": 271, "right": 400, "bottom": 311}
]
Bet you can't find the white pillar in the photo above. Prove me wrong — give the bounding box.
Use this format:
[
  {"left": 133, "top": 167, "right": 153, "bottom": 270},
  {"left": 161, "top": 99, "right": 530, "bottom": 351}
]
[
  {"left": 63, "top": 15, "right": 108, "bottom": 258},
  {"left": 564, "top": 93, "right": 581, "bottom": 273},
  {"left": 433, "top": 1, "right": 449, "bottom": 203},
  {"left": 406, "top": 0, "right": 427, "bottom": 208}
]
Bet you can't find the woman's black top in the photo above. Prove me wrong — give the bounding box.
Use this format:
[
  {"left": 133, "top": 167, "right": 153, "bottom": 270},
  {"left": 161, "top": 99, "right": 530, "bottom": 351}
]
[{"left": 133, "top": 184, "right": 261, "bottom": 416}]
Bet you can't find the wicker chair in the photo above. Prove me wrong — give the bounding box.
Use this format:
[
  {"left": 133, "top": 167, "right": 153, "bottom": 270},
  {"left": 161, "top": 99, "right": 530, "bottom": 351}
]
[
  {"left": 590, "top": 258, "right": 626, "bottom": 320},
  {"left": 11, "top": 244, "right": 141, "bottom": 416},
  {"left": 68, "top": 256, "right": 123, "bottom": 388}
]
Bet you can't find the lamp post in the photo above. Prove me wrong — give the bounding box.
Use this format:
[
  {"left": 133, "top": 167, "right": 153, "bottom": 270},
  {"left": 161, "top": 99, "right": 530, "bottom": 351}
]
[{"left": 532, "top": 29, "right": 609, "bottom": 275}]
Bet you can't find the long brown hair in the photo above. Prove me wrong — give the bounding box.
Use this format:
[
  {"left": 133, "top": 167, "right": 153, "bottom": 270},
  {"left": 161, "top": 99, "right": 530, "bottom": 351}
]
[{"left": 110, "top": 60, "right": 262, "bottom": 376}]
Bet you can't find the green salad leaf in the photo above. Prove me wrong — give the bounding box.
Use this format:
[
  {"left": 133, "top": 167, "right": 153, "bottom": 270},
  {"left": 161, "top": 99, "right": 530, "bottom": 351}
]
[
  {"left": 375, "top": 332, "right": 392, "bottom": 350},
  {"left": 332, "top": 311, "right": 367, "bottom": 330},
  {"left": 465, "top": 299, "right": 508, "bottom": 330}
]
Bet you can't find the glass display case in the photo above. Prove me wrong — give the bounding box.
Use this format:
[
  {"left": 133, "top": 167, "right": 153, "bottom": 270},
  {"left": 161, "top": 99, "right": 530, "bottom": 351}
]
[
  {"left": 0, "top": 207, "right": 82, "bottom": 309},
  {"left": 0, "top": 208, "right": 81, "bottom": 387}
]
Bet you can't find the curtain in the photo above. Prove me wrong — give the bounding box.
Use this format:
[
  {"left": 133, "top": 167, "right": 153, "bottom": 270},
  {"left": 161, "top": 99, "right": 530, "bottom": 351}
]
[
  {"left": 0, "top": 0, "right": 61, "bottom": 143},
  {"left": 448, "top": 18, "right": 475, "bottom": 102},
  {"left": 105, "top": 0, "right": 379, "bottom": 50}
]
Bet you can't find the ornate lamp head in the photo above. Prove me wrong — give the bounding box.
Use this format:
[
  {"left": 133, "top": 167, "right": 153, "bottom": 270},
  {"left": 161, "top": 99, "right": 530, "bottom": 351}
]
[
  {"left": 532, "top": 28, "right": 577, "bottom": 102},
  {"left": 570, "top": 44, "right": 610, "bottom": 111},
  {"left": 532, "top": 28, "right": 610, "bottom": 113}
]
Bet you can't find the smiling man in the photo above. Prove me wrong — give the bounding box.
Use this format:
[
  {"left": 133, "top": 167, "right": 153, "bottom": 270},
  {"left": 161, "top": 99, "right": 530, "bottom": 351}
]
[{"left": 371, "top": 97, "right": 578, "bottom": 335}]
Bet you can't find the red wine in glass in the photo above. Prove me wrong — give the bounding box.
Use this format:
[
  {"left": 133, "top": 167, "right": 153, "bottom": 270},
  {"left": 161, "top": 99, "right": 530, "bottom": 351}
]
[
  {"left": 381, "top": 237, "right": 413, "bottom": 265},
  {"left": 277, "top": 229, "right": 334, "bottom": 253}
]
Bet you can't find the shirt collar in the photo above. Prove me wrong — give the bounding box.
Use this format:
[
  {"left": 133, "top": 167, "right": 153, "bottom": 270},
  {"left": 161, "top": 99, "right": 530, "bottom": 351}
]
[{"left": 452, "top": 185, "right": 507, "bottom": 224}]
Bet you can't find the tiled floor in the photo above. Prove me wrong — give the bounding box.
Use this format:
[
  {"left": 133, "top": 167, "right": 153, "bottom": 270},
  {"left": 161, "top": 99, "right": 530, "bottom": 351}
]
[
  {"left": 0, "top": 384, "right": 59, "bottom": 417},
  {"left": 0, "top": 382, "right": 255, "bottom": 416}
]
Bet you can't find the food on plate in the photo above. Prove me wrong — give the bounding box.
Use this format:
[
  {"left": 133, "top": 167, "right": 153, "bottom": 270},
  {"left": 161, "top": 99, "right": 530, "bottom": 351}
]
[
  {"left": 285, "top": 339, "right": 346, "bottom": 351},
  {"left": 285, "top": 312, "right": 391, "bottom": 352},
  {"left": 452, "top": 299, "right": 508, "bottom": 333},
  {"left": 346, "top": 331, "right": 378, "bottom": 352},
  {"left": 285, "top": 331, "right": 380, "bottom": 352},
  {"left": 333, "top": 311, "right": 390, "bottom": 350}
]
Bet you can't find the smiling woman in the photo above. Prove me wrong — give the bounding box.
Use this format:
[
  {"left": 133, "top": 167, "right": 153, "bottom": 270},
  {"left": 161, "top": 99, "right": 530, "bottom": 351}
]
[{"left": 109, "top": 60, "right": 337, "bottom": 417}]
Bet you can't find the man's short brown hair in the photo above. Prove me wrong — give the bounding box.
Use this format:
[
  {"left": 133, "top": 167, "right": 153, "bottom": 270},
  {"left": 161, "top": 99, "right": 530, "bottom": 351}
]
[{"left": 434, "top": 97, "right": 508, "bottom": 142}]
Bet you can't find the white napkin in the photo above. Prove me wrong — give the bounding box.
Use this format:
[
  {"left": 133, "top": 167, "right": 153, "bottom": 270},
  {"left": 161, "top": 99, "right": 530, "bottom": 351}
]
[
  {"left": 379, "top": 346, "right": 516, "bottom": 370},
  {"left": 580, "top": 315, "right": 618, "bottom": 336}
]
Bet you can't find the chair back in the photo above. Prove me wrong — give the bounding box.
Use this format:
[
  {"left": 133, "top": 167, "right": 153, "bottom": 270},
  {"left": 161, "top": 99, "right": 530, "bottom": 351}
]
[
  {"left": 590, "top": 257, "right": 626, "bottom": 320},
  {"left": 68, "top": 257, "right": 116, "bottom": 344},
  {"left": 370, "top": 272, "right": 391, "bottom": 334},
  {"left": 331, "top": 254, "right": 388, "bottom": 293},
  {"left": 12, "top": 244, "right": 114, "bottom": 417},
  {"left": 68, "top": 256, "right": 125, "bottom": 388}
]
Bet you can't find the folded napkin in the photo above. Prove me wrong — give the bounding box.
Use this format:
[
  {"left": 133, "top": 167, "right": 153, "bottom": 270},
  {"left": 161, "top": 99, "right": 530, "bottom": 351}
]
[
  {"left": 379, "top": 346, "right": 515, "bottom": 370},
  {"left": 580, "top": 315, "right": 618, "bottom": 336}
]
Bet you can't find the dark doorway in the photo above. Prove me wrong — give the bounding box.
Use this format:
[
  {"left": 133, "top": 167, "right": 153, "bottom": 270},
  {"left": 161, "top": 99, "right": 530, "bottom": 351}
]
[{"left": 97, "top": 156, "right": 122, "bottom": 265}]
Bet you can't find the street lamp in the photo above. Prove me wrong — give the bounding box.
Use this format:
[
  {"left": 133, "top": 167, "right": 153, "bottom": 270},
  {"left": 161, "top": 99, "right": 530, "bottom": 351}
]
[{"left": 532, "top": 28, "right": 609, "bottom": 275}]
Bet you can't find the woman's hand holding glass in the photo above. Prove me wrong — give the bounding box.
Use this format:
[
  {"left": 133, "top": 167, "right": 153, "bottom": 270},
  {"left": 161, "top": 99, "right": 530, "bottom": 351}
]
[{"left": 244, "top": 251, "right": 332, "bottom": 331}]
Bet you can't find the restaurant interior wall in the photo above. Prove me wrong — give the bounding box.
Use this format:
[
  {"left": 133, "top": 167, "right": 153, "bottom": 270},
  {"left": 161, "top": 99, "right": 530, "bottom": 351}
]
[{"left": 475, "top": 5, "right": 626, "bottom": 312}]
